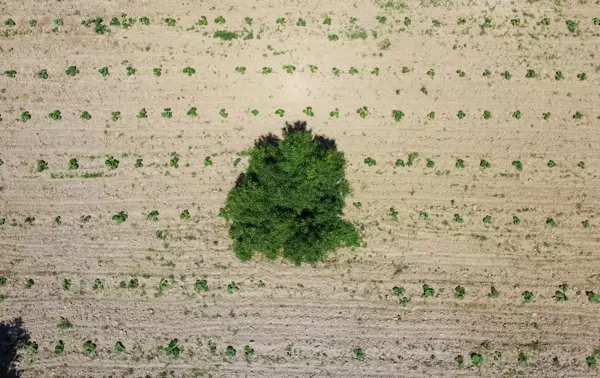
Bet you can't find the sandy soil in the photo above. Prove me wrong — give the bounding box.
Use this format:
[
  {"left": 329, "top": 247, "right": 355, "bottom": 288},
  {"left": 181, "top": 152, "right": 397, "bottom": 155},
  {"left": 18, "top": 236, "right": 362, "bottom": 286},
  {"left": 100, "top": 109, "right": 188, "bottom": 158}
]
[{"left": 1, "top": 0, "right": 600, "bottom": 377}]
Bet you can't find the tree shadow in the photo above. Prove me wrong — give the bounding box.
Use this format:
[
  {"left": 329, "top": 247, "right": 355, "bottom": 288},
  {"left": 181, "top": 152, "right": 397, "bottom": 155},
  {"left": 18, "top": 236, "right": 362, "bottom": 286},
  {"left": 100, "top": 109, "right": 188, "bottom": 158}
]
[{"left": 0, "top": 317, "right": 29, "bottom": 378}]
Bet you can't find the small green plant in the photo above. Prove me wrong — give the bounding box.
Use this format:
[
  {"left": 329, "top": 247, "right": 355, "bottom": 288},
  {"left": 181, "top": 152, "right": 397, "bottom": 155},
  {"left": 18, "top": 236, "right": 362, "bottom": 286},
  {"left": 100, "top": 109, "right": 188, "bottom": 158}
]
[
  {"left": 125, "top": 65, "right": 136, "bottom": 76},
  {"left": 183, "top": 67, "right": 196, "bottom": 76},
  {"left": 35, "top": 69, "right": 49, "bottom": 79},
  {"left": 62, "top": 278, "right": 71, "bottom": 291},
  {"left": 455, "top": 159, "right": 465, "bottom": 169},
  {"left": 456, "top": 69, "right": 466, "bottom": 77},
  {"left": 25, "top": 217, "right": 35, "bottom": 225},
  {"left": 402, "top": 66, "right": 410, "bottom": 73},
  {"left": 587, "top": 355, "right": 597, "bottom": 369},
  {"left": 432, "top": 19, "right": 441, "bottom": 27},
  {"left": 330, "top": 108, "right": 340, "bottom": 118},
  {"left": 353, "top": 347, "right": 365, "bottom": 361},
  {"left": 92, "top": 278, "right": 103, "bottom": 290},
  {"left": 555, "top": 71, "right": 564, "bottom": 80},
  {"left": 457, "top": 110, "right": 466, "bottom": 119},
  {"left": 262, "top": 66, "right": 273, "bottom": 74},
  {"left": 525, "top": 69, "right": 537, "bottom": 78},
  {"left": 454, "top": 214, "right": 464, "bottom": 223},
  {"left": 58, "top": 317, "right": 73, "bottom": 329},
  {"left": 114, "top": 341, "right": 126, "bottom": 355},
  {"left": 480, "top": 159, "right": 491, "bottom": 169},
  {"left": 349, "top": 67, "right": 359, "bottom": 75},
  {"left": 98, "top": 66, "right": 109, "bottom": 76},
  {"left": 483, "top": 215, "right": 492, "bottom": 224},
  {"left": 419, "top": 211, "right": 429, "bottom": 220},
  {"left": 48, "top": 110, "right": 62, "bottom": 121},
  {"left": 587, "top": 291, "right": 599, "bottom": 303},
  {"left": 573, "top": 111, "right": 583, "bottom": 119},
  {"left": 219, "top": 108, "right": 228, "bottom": 118},
  {"left": 457, "top": 17, "right": 466, "bottom": 25},
  {"left": 543, "top": 112, "right": 551, "bottom": 120},
  {"left": 541, "top": 17, "right": 550, "bottom": 26},
  {"left": 80, "top": 111, "right": 91, "bottom": 120},
  {"left": 555, "top": 284, "right": 568, "bottom": 302},
  {"left": 37, "top": 160, "right": 49, "bottom": 172},
  {"left": 522, "top": 290, "right": 533, "bottom": 303},
  {"left": 251, "top": 109, "right": 259, "bottom": 116},
  {"left": 147, "top": 210, "right": 159, "bottom": 221},
  {"left": 25, "top": 278, "right": 34, "bottom": 289},
  {"left": 303, "top": 106, "right": 314, "bottom": 117},
  {"left": 4, "top": 18, "right": 16, "bottom": 26},
  {"left": 225, "top": 345, "right": 237, "bottom": 358},
  {"left": 512, "top": 110, "right": 522, "bottom": 119},
  {"left": 423, "top": 284, "right": 435, "bottom": 297},
  {"left": 275, "top": 108, "right": 285, "bottom": 117},
  {"left": 511, "top": 18, "right": 521, "bottom": 26},
  {"left": 213, "top": 30, "right": 239, "bottom": 40},
  {"left": 332, "top": 67, "right": 341, "bottom": 76},
  {"left": 483, "top": 110, "right": 492, "bottom": 120},
  {"left": 157, "top": 278, "right": 170, "bottom": 295},
  {"left": 513, "top": 215, "right": 521, "bottom": 225},
  {"left": 153, "top": 67, "right": 162, "bottom": 77},
  {"left": 164, "top": 18, "right": 176, "bottom": 26},
  {"left": 162, "top": 108, "right": 173, "bottom": 118},
  {"left": 180, "top": 209, "right": 190, "bottom": 220},
  {"left": 276, "top": 17, "right": 286, "bottom": 25},
  {"left": 309, "top": 65, "right": 318, "bottom": 73},
  {"left": 454, "top": 285, "right": 466, "bottom": 299},
  {"left": 594, "top": 18, "right": 600, "bottom": 26},
  {"left": 426, "top": 159, "right": 434, "bottom": 168},
  {"left": 135, "top": 158, "right": 143, "bottom": 168},
  {"left": 83, "top": 340, "right": 97, "bottom": 356},
  {"left": 376, "top": 15, "right": 387, "bottom": 24},
  {"left": 296, "top": 18, "right": 307, "bottom": 26},
  {"left": 227, "top": 281, "right": 240, "bottom": 294},
  {"left": 187, "top": 107, "right": 197, "bottom": 117},
  {"left": 139, "top": 16, "right": 150, "bottom": 25},
  {"left": 214, "top": 16, "right": 226, "bottom": 24},
  {"left": 111, "top": 111, "right": 121, "bottom": 121},
  {"left": 67, "top": 158, "right": 79, "bottom": 170},
  {"left": 195, "top": 279, "right": 208, "bottom": 292},
  {"left": 577, "top": 72, "right": 587, "bottom": 81},
  {"left": 371, "top": 67, "right": 380, "bottom": 76},
  {"left": 470, "top": 352, "right": 484, "bottom": 367},
  {"left": 389, "top": 208, "right": 398, "bottom": 221},
  {"left": 566, "top": 19, "right": 579, "bottom": 33},
  {"left": 137, "top": 108, "right": 147, "bottom": 119},
  {"left": 65, "top": 66, "right": 80, "bottom": 76},
  {"left": 503, "top": 71, "right": 512, "bottom": 80},
  {"left": 489, "top": 286, "right": 500, "bottom": 298},
  {"left": 483, "top": 69, "right": 491, "bottom": 77},
  {"left": 55, "top": 340, "right": 64, "bottom": 355},
  {"left": 404, "top": 17, "right": 411, "bottom": 26},
  {"left": 392, "top": 110, "right": 405, "bottom": 122},
  {"left": 204, "top": 156, "right": 213, "bottom": 166},
  {"left": 21, "top": 111, "right": 31, "bottom": 121},
  {"left": 112, "top": 211, "right": 128, "bottom": 223},
  {"left": 164, "top": 339, "right": 182, "bottom": 358},
  {"left": 407, "top": 152, "right": 419, "bottom": 167},
  {"left": 512, "top": 160, "right": 523, "bottom": 171},
  {"left": 54, "top": 216, "right": 61, "bottom": 225},
  {"left": 547, "top": 160, "right": 556, "bottom": 168},
  {"left": 364, "top": 157, "right": 376, "bottom": 167},
  {"left": 25, "top": 341, "right": 38, "bottom": 354},
  {"left": 105, "top": 156, "right": 119, "bottom": 169},
  {"left": 356, "top": 106, "right": 368, "bottom": 118},
  {"left": 235, "top": 66, "right": 247, "bottom": 74},
  {"left": 483, "top": 17, "right": 492, "bottom": 28},
  {"left": 546, "top": 218, "right": 557, "bottom": 227},
  {"left": 427, "top": 111, "right": 435, "bottom": 120},
  {"left": 426, "top": 69, "right": 435, "bottom": 78},
  {"left": 29, "top": 19, "right": 37, "bottom": 27},
  {"left": 323, "top": 16, "right": 332, "bottom": 25},
  {"left": 578, "top": 161, "right": 585, "bottom": 169},
  {"left": 283, "top": 65, "right": 296, "bottom": 74},
  {"left": 456, "top": 355, "right": 465, "bottom": 368},
  {"left": 582, "top": 219, "right": 590, "bottom": 229}
]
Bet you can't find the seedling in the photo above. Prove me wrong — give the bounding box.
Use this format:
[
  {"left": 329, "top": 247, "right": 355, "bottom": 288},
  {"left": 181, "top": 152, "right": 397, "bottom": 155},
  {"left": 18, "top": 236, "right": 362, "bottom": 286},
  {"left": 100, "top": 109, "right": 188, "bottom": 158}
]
[
  {"left": 111, "top": 111, "right": 121, "bottom": 121},
  {"left": 112, "top": 211, "right": 128, "bottom": 223},
  {"left": 543, "top": 112, "right": 551, "bottom": 120},
  {"left": 404, "top": 17, "right": 411, "bottom": 26},
  {"left": 303, "top": 106, "right": 314, "bottom": 117},
  {"left": 457, "top": 110, "right": 466, "bottom": 119},
  {"left": 262, "top": 67, "right": 273, "bottom": 74},
  {"left": 215, "top": 16, "right": 226, "bottom": 24},
  {"left": 235, "top": 66, "right": 247, "bottom": 74},
  {"left": 29, "top": 19, "right": 37, "bottom": 27},
  {"left": 332, "top": 67, "right": 341, "bottom": 76},
  {"left": 555, "top": 284, "right": 568, "bottom": 302},
  {"left": 309, "top": 65, "right": 318, "bottom": 73},
  {"left": 65, "top": 66, "right": 80, "bottom": 76},
  {"left": 125, "top": 65, "right": 136, "bottom": 76},
  {"left": 36, "top": 69, "right": 48, "bottom": 79},
  {"left": 457, "top": 18, "right": 466, "bottom": 25},
  {"left": 0, "top": 277, "right": 6, "bottom": 286},
  {"left": 512, "top": 110, "right": 522, "bottom": 119},
  {"left": 147, "top": 210, "right": 159, "bottom": 221},
  {"left": 195, "top": 279, "right": 208, "bottom": 292},
  {"left": 62, "top": 278, "right": 71, "bottom": 291},
  {"left": 541, "top": 17, "right": 550, "bottom": 25},
  {"left": 55, "top": 340, "right": 64, "bottom": 355},
  {"left": 157, "top": 278, "right": 170, "bottom": 295},
  {"left": 594, "top": 18, "right": 600, "bottom": 26},
  {"left": 80, "top": 111, "right": 91, "bottom": 120},
  {"left": 503, "top": 71, "right": 512, "bottom": 80},
  {"left": 402, "top": 66, "right": 410, "bottom": 73},
  {"left": 454, "top": 214, "right": 464, "bottom": 223},
  {"left": 419, "top": 211, "right": 429, "bottom": 220},
  {"left": 350, "top": 16, "right": 357, "bottom": 24},
  {"left": 276, "top": 17, "right": 286, "bottom": 25},
  {"left": 371, "top": 67, "right": 379, "bottom": 76},
  {"left": 139, "top": 16, "right": 150, "bottom": 25},
  {"left": 577, "top": 72, "right": 587, "bottom": 81},
  {"left": 183, "top": 67, "right": 196, "bottom": 76},
  {"left": 586, "top": 291, "right": 599, "bottom": 303},
  {"left": 513, "top": 215, "right": 521, "bottom": 225},
  {"left": 137, "top": 108, "right": 147, "bottom": 118},
  {"left": 376, "top": 15, "right": 387, "bottom": 24},
  {"left": 578, "top": 161, "right": 585, "bottom": 169},
  {"left": 582, "top": 219, "right": 590, "bottom": 228},
  {"left": 25, "top": 341, "right": 38, "bottom": 354},
  {"left": 168, "top": 152, "right": 179, "bottom": 168},
  {"left": 573, "top": 111, "right": 583, "bottom": 119},
  {"left": 427, "top": 111, "right": 435, "bottom": 119},
  {"left": 330, "top": 108, "right": 340, "bottom": 118},
  {"left": 135, "top": 158, "right": 143, "bottom": 168},
  {"left": 323, "top": 16, "right": 332, "bottom": 25},
  {"left": 164, "top": 18, "right": 176, "bottom": 26},
  {"left": 283, "top": 65, "right": 296, "bottom": 74},
  {"left": 21, "top": 111, "right": 31, "bottom": 121},
  {"left": 456, "top": 355, "right": 465, "bottom": 368},
  {"left": 4, "top": 18, "right": 16, "bottom": 26},
  {"left": 456, "top": 69, "right": 466, "bottom": 77},
  {"left": 99, "top": 67, "right": 109, "bottom": 77},
  {"left": 37, "top": 160, "right": 49, "bottom": 172},
  {"left": 349, "top": 67, "right": 359, "bottom": 75},
  {"left": 512, "top": 160, "right": 523, "bottom": 171},
  {"left": 93, "top": 278, "right": 103, "bottom": 290},
  {"left": 178, "top": 209, "right": 190, "bottom": 220},
  {"left": 213, "top": 30, "right": 239, "bottom": 40},
  {"left": 55, "top": 18, "right": 63, "bottom": 26},
  {"left": 48, "top": 110, "right": 62, "bottom": 120},
  {"left": 566, "top": 20, "right": 579, "bottom": 33},
  {"left": 454, "top": 285, "right": 466, "bottom": 299},
  {"left": 356, "top": 106, "right": 368, "bottom": 118},
  {"left": 389, "top": 208, "right": 398, "bottom": 221},
  {"left": 407, "top": 152, "right": 419, "bottom": 167},
  {"left": 423, "top": 284, "right": 435, "bottom": 297},
  {"left": 353, "top": 347, "right": 365, "bottom": 361},
  {"left": 480, "top": 159, "right": 491, "bottom": 168},
  {"left": 25, "top": 278, "right": 34, "bottom": 289},
  {"left": 227, "top": 281, "right": 240, "bottom": 293},
  {"left": 483, "top": 215, "right": 492, "bottom": 224},
  {"left": 483, "top": 69, "right": 491, "bottom": 77},
  {"left": 296, "top": 18, "right": 307, "bottom": 26},
  {"left": 522, "top": 290, "right": 533, "bottom": 303},
  {"left": 364, "top": 157, "right": 376, "bottom": 167},
  {"left": 204, "top": 156, "right": 213, "bottom": 166},
  {"left": 546, "top": 218, "right": 557, "bottom": 227},
  {"left": 251, "top": 109, "right": 259, "bottom": 116},
  {"left": 105, "top": 156, "right": 119, "bottom": 169},
  {"left": 54, "top": 216, "right": 61, "bottom": 225},
  {"left": 511, "top": 18, "right": 521, "bottom": 26},
  {"left": 426, "top": 69, "right": 435, "bottom": 78},
  {"left": 114, "top": 341, "right": 125, "bottom": 355},
  {"left": 153, "top": 68, "right": 162, "bottom": 77},
  {"left": 470, "top": 352, "right": 484, "bottom": 367},
  {"left": 483, "top": 110, "right": 492, "bottom": 120},
  {"left": 432, "top": 19, "right": 441, "bottom": 27},
  {"left": 525, "top": 69, "right": 536, "bottom": 78},
  {"left": 225, "top": 345, "right": 237, "bottom": 358},
  {"left": 161, "top": 108, "right": 173, "bottom": 118},
  {"left": 58, "top": 317, "right": 73, "bottom": 329},
  {"left": 555, "top": 71, "right": 564, "bottom": 80},
  {"left": 164, "top": 339, "right": 182, "bottom": 358},
  {"left": 68, "top": 158, "right": 79, "bottom": 170},
  {"left": 587, "top": 355, "right": 597, "bottom": 369},
  {"left": 392, "top": 110, "right": 405, "bottom": 122},
  {"left": 244, "top": 345, "right": 255, "bottom": 360},
  {"left": 489, "top": 286, "right": 500, "bottom": 298}
]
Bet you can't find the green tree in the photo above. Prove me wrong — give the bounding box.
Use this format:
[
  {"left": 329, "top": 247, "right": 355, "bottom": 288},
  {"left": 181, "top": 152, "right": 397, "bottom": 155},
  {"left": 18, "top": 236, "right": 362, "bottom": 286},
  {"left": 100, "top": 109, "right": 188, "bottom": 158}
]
[{"left": 221, "top": 121, "right": 360, "bottom": 264}]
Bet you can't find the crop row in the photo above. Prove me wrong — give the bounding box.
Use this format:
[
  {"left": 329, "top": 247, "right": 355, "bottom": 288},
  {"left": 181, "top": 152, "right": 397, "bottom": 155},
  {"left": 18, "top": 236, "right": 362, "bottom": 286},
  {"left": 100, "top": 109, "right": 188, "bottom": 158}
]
[
  {"left": 3, "top": 15, "right": 600, "bottom": 35},
  {"left": 9, "top": 335, "right": 600, "bottom": 369},
  {"left": 2, "top": 65, "right": 596, "bottom": 81},
  {"left": 3, "top": 107, "right": 595, "bottom": 123},
  {"left": 1, "top": 274, "right": 599, "bottom": 304}
]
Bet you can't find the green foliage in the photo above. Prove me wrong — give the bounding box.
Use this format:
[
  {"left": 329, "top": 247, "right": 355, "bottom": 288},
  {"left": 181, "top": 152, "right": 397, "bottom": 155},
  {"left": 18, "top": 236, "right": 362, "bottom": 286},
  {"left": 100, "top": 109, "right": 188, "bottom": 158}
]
[
  {"left": 105, "top": 156, "right": 119, "bottom": 169},
  {"left": 389, "top": 208, "right": 398, "bottom": 221},
  {"left": 283, "top": 65, "right": 296, "bottom": 74},
  {"left": 578, "top": 161, "right": 585, "bottom": 169},
  {"left": 489, "top": 286, "right": 500, "bottom": 298},
  {"left": 112, "top": 211, "right": 128, "bottom": 223},
  {"left": 29, "top": 19, "right": 37, "bottom": 27},
  {"left": 455, "top": 354, "right": 464, "bottom": 368},
  {"left": 353, "top": 347, "right": 365, "bottom": 361},
  {"left": 219, "top": 108, "right": 228, "bottom": 118},
  {"left": 577, "top": 72, "right": 587, "bottom": 81},
  {"left": 275, "top": 108, "right": 285, "bottom": 117},
  {"left": 25, "top": 278, "right": 34, "bottom": 289},
  {"left": 522, "top": 290, "right": 533, "bottom": 303},
  {"left": 157, "top": 278, "right": 170, "bottom": 295},
  {"left": 65, "top": 66, "right": 80, "bottom": 76},
  {"left": 55, "top": 340, "right": 64, "bottom": 355},
  {"left": 483, "top": 215, "right": 492, "bottom": 224},
  {"left": 392, "top": 286, "right": 405, "bottom": 297},
  {"left": 93, "top": 278, "right": 103, "bottom": 290},
  {"left": 503, "top": 71, "right": 512, "bottom": 80},
  {"left": 225, "top": 345, "right": 237, "bottom": 358},
  {"left": 419, "top": 211, "right": 429, "bottom": 220},
  {"left": 512, "top": 160, "right": 523, "bottom": 171},
  {"left": 456, "top": 69, "right": 466, "bottom": 77},
  {"left": 99, "top": 67, "right": 109, "bottom": 77},
  {"left": 21, "top": 111, "right": 31, "bottom": 121},
  {"left": 555, "top": 71, "right": 564, "bottom": 80},
  {"left": 36, "top": 69, "right": 49, "bottom": 79},
  {"left": 4, "top": 18, "right": 16, "bottom": 26},
  {"left": 407, "top": 152, "right": 419, "bottom": 167},
  {"left": 215, "top": 16, "right": 226, "bottom": 24},
  {"left": 111, "top": 111, "right": 121, "bottom": 121},
  {"left": 454, "top": 214, "right": 464, "bottom": 223},
  {"left": 427, "top": 111, "right": 435, "bottom": 120},
  {"left": 37, "top": 160, "right": 49, "bottom": 172},
  {"left": 180, "top": 209, "right": 190, "bottom": 220},
  {"left": 139, "top": 16, "right": 150, "bottom": 25},
  {"left": 235, "top": 66, "right": 247, "bottom": 74},
  {"left": 470, "top": 352, "right": 484, "bottom": 367},
  {"left": 114, "top": 341, "right": 126, "bottom": 355},
  {"left": 356, "top": 106, "right": 368, "bottom": 118},
  {"left": 164, "top": 339, "right": 182, "bottom": 358},
  {"left": 244, "top": 17, "right": 253, "bottom": 25},
  {"left": 586, "top": 291, "right": 599, "bottom": 303},
  {"left": 371, "top": 67, "right": 379, "bottom": 76},
  {"left": 0, "top": 277, "right": 8, "bottom": 286},
  {"left": 221, "top": 122, "right": 360, "bottom": 264},
  {"left": 48, "top": 110, "right": 62, "bottom": 120},
  {"left": 162, "top": 108, "right": 173, "bottom": 118},
  {"left": 422, "top": 284, "right": 434, "bottom": 297},
  {"left": 587, "top": 355, "right": 597, "bottom": 369},
  {"left": 454, "top": 285, "right": 466, "bottom": 299},
  {"left": 349, "top": 67, "right": 359, "bottom": 75},
  {"left": 137, "top": 108, "right": 147, "bottom": 118},
  {"left": 309, "top": 65, "right": 318, "bottom": 73},
  {"left": 426, "top": 69, "right": 435, "bottom": 78},
  {"left": 25, "top": 341, "right": 38, "bottom": 354},
  {"left": 392, "top": 110, "right": 405, "bottom": 121},
  {"left": 332, "top": 67, "right": 341, "bottom": 76},
  {"left": 251, "top": 109, "right": 259, "bottom": 116},
  {"left": 364, "top": 157, "right": 376, "bottom": 167},
  {"left": 480, "top": 159, "right": 491, "bottom": 169},
  {"left": 135, "top": 158, "right": 143, "bottom": 168},
  {"left": 147, "top": 210, "right": 159, "bottom": 221},
  {"left": 80, "top": 111, "right": 91, "bottom": 120},
  {"left": 566, "top": 20, "right": 579, "bottom": 33},
  {"left": 195, "top": 279, "right": 208, "bottom": 292},
  {"left": 546, "top": 218, "right": 557, "bottom": 227},
  {"left": 186, "top": 107, "right": 197, "bottom": 117},
  {"left": 262, "top": 66, "right": 273, "bottom": 74},
  {"left": 183, "top": 67, "right": 196, "bottom": 76},
  {"left": 457, "top": 110, "right": 466, "bottom": 119},
  {"left": 483, "top": 69, "right": 491, "bottom": 77},
  {"left": 541, "top": 17, "right": 550, "bottom": 25},
  {"left": 120, "top": 278, "right": 138, "bottom": 289},
  {"left": 303, "top": 106, "right": 314, "bottom": 117},
  {"left": 58, "top": 317, "right": 73, "bottom": 329},
  {"left": 214, "top": 30, "right": 239, "bottom": 40},
  {"left": 125, "top": 65, "right": 137, "bottom": 76},
  {"left": 227, "top": 281, "right": 240, "bottom": 294},
  {"left": 83, "top": 340, "right": 97, "bottom": 356},
  {"left": 395, "top": 159, "right": 405, "bottom": 167},
  {"left": 204, "top": 156, "right": 213, "bottom": 166},
  {"left": 513, "top": 215, "right": 520, "bottom": 225},
  {"left": 511, "top": 18, "right": 521, "bottom": 26},
  {"left": 296, "top": 18, "right": 307, "bottom": 26},
  {"left": 404, "top": 17, "right": 411, "bottom": 26},
  {"left": 426, "top": 159, "right": 434, "bottom": 168},
  {"left": 483, "top": 110, "right": 492, "bottom": 120},
  {"left": 573, "top": 111, "right": 583, "bottom": 119},
  {"left": 276, "top": 17, "right": 286, "bottom": 25},
  {"left": 323, "top": 16, "right": 332, "bottom": 25},
  {"left": 330, "top": 108, "right": 340, "bottom": 118},
  {"left": 153, "top": 68, "right": 162, "bottom": 77},
  {"left": 512, "top": 110, "right": 522, "bottom": 119},
  {"left": 455, "top": 159, "right": 465, "bottom": 169}
]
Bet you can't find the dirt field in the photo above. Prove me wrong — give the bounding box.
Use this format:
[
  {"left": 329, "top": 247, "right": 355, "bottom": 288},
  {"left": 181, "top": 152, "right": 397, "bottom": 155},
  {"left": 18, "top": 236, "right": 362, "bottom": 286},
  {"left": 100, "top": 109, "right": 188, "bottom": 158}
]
[{"left": 1, "top": 0, "right": 600, "bottom": 377}]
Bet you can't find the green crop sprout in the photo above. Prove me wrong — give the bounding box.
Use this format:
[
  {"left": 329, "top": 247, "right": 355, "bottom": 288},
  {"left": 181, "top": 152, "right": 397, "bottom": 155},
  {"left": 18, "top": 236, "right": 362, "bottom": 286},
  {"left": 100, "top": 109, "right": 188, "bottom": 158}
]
[
  {"left": 153, "top": 68, "right": 162, "bottom": 77},
  {"left": 36, "top": 69, "right": 49, "bottom": 79},
  {"left": 512, "top": 110, "right": 522, "bottom": 119},
  {"left": 470, "top": 352, "right": 484, "bottom": 367},
  {"left": 426, "top": 69, "right": 435, "bottom": 78},
  {"left": 21, "top": 111, "right": 31, "bottom": 122},
  {"left": 503, "top": 71, "right": 512, "bottom": 80},
  {"left": 29, "top": 19, "right": 37, "bottom": 27},
  {"left": 525, "top": 69, "right": 537, "bottom": 78},
  {"left": 179, "top": 209, "right": 190, "bottom": 220},
  {"left": 4, "top": 18, "right": 16, "bottom": 26},
  {"left": 195, "top": 279, "right": 208, "bottom": 292},
  {"left": 511, "top": 18, "right": 521, "bottom": 26},
  {"left": 111, "top": 111, "right": 121, "bottom": 121},
  {"left": 68, "top": 158, "right": 79, "bottom": 170},
  {"left": 98, "top": 67, "right": 109, "bottom": 77},
  {"left": 135, "top": 158, "right": 143, "bottom": 168},
  {"left": 401, "top": 66, "right": 410, "bottom": 73},
  {"left": 24, "top": 216, "right": 35, "bottom": 225},
  {"left": 25, "top": 341, "right": 38, "bottom": 354},
  {"left": 262, "top": 67, "right": 273, "bottom": 74},
  {"left": 119, "top": 278, "right": 139, "bottom": 289},
  {"left": 587, "top": 291, "right": 599, "bottom": 303},
  {"left": 454, "top": 214, "right": 464, "bottom": 223},
  {"left": 323, "top": 16, "right": 332, "bottom": 25},
  {"left": 455, "top": 355, "right": 465, "bottom": 368},
  {"left": 48, "top": 110, "right": 62, "bottom": 120},
  {"left": 419, "top": 211, "right": 429, "bottom": 220},
  {"left": 164, "top": 18, "right": 176, "bottom": 26},
  {"left": 139, "top": 16, "right": 150, "bottom": 25},
  {"left": 147, "top": 210, "right": 159, "bottom": 221},
  {"left": 183, "top": 67, "right": 196, "bottom": 76},
  {"left": 125, "top": 65, "right": 136, "bottom": 76},
  {"left": 489, "top": 286, "right": 500, "bottom": 298},
  {"left": 582, "top": 219, "right": 590, "bottom": 229},
  {"left": 213, "top": 30, "right": 239, "bottom": 40},
  {"left": 541, "top": 17, "right": 550, "bottom": 25},
  {"left": 423, "top": 284, "right": 435, "bottom": 297},
  {"left": 58, "top": 317, "right": 73, "bottom": 330},
  {"left": 137, "top": 108, "right": 147, "bottom": 119},
  {"left": 353, "top": 347, "right": 365, "bottom": 361},
  {"left": 371, "top": 67, "right": 379, "bottom": 76},
  {"left": 376, "top": 15, "right": 387, "bottom": 24},
  {"left": 93, "top": 278, "right": 103, "bottom": 290},
  {"left": 364, "top": 157, "right": 376, "bottom": 167},
  {"left": 283, "top": 65, "right": 296, "bottom": 74},
  {"left": 214, "top": 16, "right": 226, "bottom": 24},
  {"left": 62, "top": 278, "right": 71, "bottom": 291},
  {"left": 332, "top": 67, "right": 341, "bottom": 76},
  {"left": 407, "top": 152, "right": 419, "bottom": 166},
  {"left": 25, "top": 278, "right": 34, "bottom": 289},
  {"left": 54, "top": 216, "right": 61, "bottom": 225},
  {"left": 163, "top": 339, "right": 182, "bottom": 358},
  {"left": 573, "top": 111, "right": 583, "bottom": 119},
  {"left": 555, "top": 284, "right": 568, "bottom": 302},
  {"left": 427, "top": 111, "right": 435, "bottom": 120},
  {"left": 225, "top": 345, "right": 237, "bottom": 358},
  {"left": 395, "top": 159, "right": 405, "bottom": 167},
  {"left": 349, "top": 67, "right": 359, "bottom": 75},
  {"left": 594, "top": 18, "right": 600, "bottom": 25},
  {"left": 356, "top": 106, "right": 368, "bottom": 118},
  {"left": 204, "top": 156, "right": 213, "bottom": 166},
  {"left": 353, "top": 202, "right": 362, "bottom": 209},
  {"left": 303, "top": 106, "right": 314, "bottom": 117},
  {"left": 309, "top": 64, "right": 318, "bottom": 73},
  {"left": 426, "top": 159, "right": 434, "bottom": 168},
  {"left": 392, "top": 110, "right": 405, "bottom": 122},
  {"left": 483, "top": 69, "right": 491, "bottom": 77},
  {"left": 227, "top": 281, "right": 240, "bottom": 294},
  {"left": 457, "top": 110, "right": 466, "bottom": 119},
  {"left": 483, "top": 17, "right": 492, "bottom": 28},
  {"left": 566, "top": 19, "right": 579, "bottom": 33},
  {"left": 161, "top": 108, "right": 173, "bottom": 118},
  {"left": 112, "top": 211, "right": 128, "bottom": 223},
  {"left": 80, "top": 111, "right": 91, "bottom": 120},
  {"left": 404, "top": 16, "right": 411, "bottom": 26},
  {"left": 546, "top": 218, "right": 557, "bottom": 227},
  {"left": 329, "top": 108, "right": 340, "bottom": 118},
  {"left": 483, "top": 215, "right": 492, "bottom": 224},
  {"left": 105, "top": 156, "right": 119, "bottom": 169},
  {"left": 389, "top": 208, "right": 398, "bottom": 221},
  {"left": 114, "top": 341, "right": 125, "bottom": 355},
  {"left": 578, "top": 161, "right": 585, "bottom": 169},
  {"left": 276, "top": 17, "right": 286, "bottom": 25},
  {"left": 187, "top": 107, "right": 197, "bottom": 117},
  {"left": 296, "top": 18, "right": 307, "bottom": 26},
  {"left": 512, "top": 160, "right": 523, "bottom": 171},
  {"left": 65, "top": 66, "right": 80, "bottom": 76},
  {"left": 274, "top": 108, "right": 285, "bottom": 117},
  {"left": 543, "top": 112, "right": 551, "bottom": 120},
  {"left": 587, "top": 355, "right": 597, "bottom": 369},
  {"left": 547, "top": 160, "right": 556, "bottom": 168},
  {"left": 235, "top": 66, "right": 247, "bottom": 74},
  {"left": 513, "top": 215, "right": 521, "bottom": 225},
  {"left": 250, "top": 109, "right": 259, "bottom": 116},
  {"left": 456, "top": 69, "right": 466, "bottom": 77},
  {"left": 577, "top": 72, "right": 587, "bottom": 81},
  {"left": 169, "top": 152, "right": 179, "bottom": 168},
  {"left": 480, "top": 159, "right": 491, "bottom": 168},
  {"left": 555, "top": 71, "right": 564, "bottom": 80},
  {"left": 483, "top": 110, "right": 492, "bottom": 120},
  {"left": 454, "top": 285, "right": 466, "bottom": 299},
  {"left": 37, "top": 160, "right": 49, "bottom": 172},
  {"left": 522, "top": 290, "right": 533, "bottom": 303}
]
